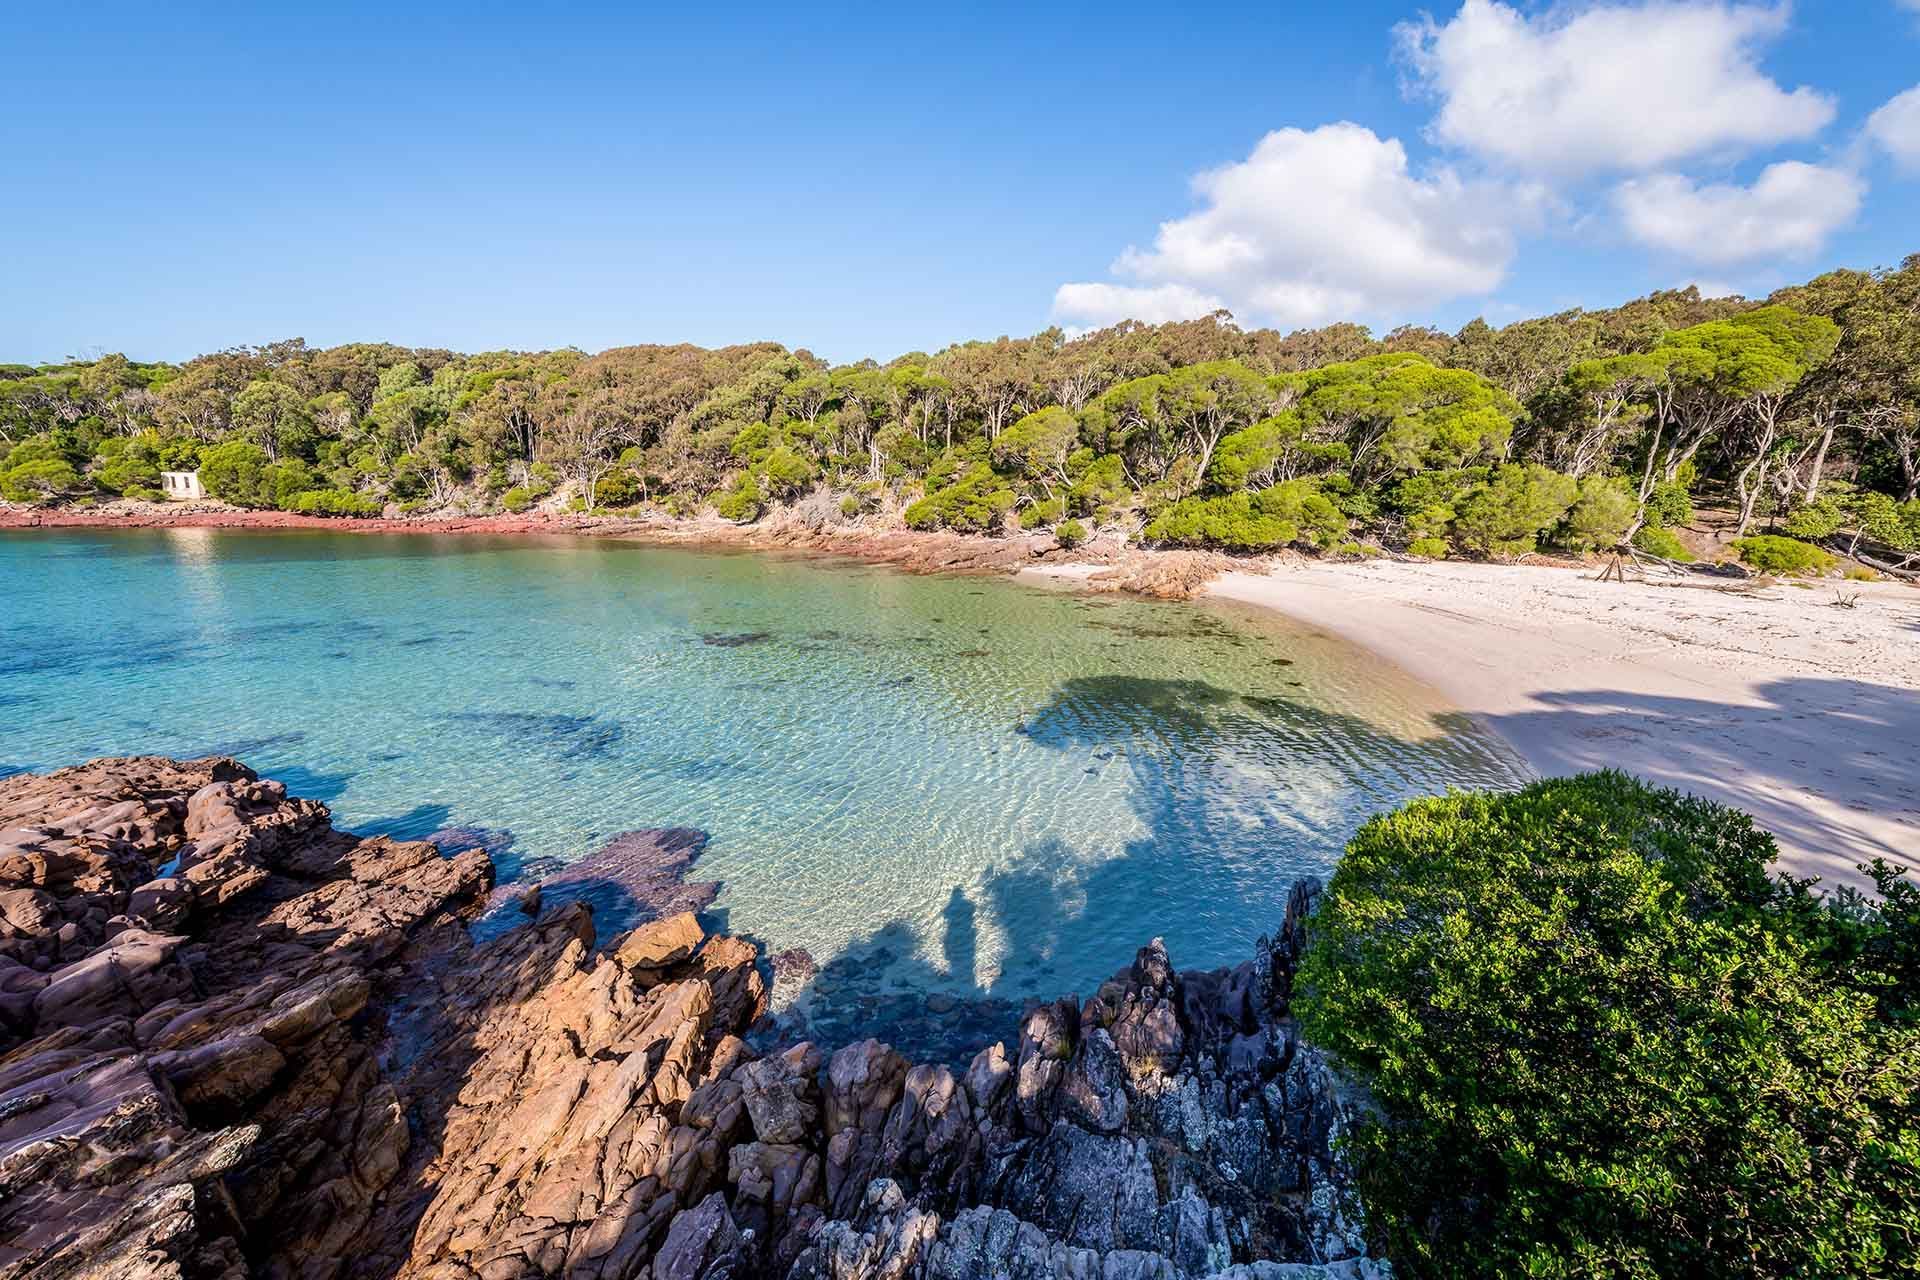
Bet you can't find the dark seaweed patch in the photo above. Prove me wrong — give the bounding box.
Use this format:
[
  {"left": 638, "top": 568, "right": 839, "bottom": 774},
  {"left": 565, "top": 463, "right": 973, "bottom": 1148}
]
[
  {"left": 442, "top": 710, "right": 626, "bottom": 760},
  {"left": 701, "top": 631, "right": 773, "bottom": 648}
]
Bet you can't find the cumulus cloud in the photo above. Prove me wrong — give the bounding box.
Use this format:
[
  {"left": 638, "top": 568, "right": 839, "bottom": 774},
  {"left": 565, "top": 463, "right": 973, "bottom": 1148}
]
[
  {"left": 1613, "top": 161, "right": 1864, "bottom": 265},
  {"left": 1051, "top": 123, "right": 1525, "bottom": 332},
  {"left": 1397, "top": 0, "right": 1836, "bottom": 176},
  {"left": 1866, "top": 84, "right": 1920, "bottom": 171}
]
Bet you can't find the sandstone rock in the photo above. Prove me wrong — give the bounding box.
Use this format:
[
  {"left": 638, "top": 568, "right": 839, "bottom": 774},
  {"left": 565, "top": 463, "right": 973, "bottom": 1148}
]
[
  {"left": 0, "top": 760, "right": 1378, "bottom": 1280},
  {"left": 615, "top": 909, "right": 705, "bottom": 974}
]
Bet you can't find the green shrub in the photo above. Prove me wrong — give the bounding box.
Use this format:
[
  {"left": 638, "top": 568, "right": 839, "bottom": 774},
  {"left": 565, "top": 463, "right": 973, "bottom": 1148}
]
[
  {"left": 756, "top": 445, "right": 815, "bottom": 500},
  {"left": 1297, "top": 773, "right": 1920, "bottom": 1280},
  {"left": 1845, "top": 564, "right": 1878, "bottom": 581},
  {"left": 1054, "top": 518, "right": 1087, "bottom": 549},
  {"left": 92, "top": 447, "right": 162, "bottom": 495},
  {"left": 500, "top": 486, "right": 537, "bottom": 513},
  {"left": 1774, "top": 495, "right": 1850, "bottom": 541},
  {"left": 0, "top": 457, "right": 81, "bottom": 503},
  {"left": 1020, "top": 497, "right": 1066, "bottom": 529},
  {"left": 1144, "top": 479, "right": 1346, "bottom": 550},
  {"left": 1555, "top": 474, "right": 1637, "bottom": 551},
  {"left": 1449, "top": 463, "right": 1577, "bottom": 557},
  {"left": 1405, "top": 536, "right": 1448, "bottom": 559},
  {"left": 904, "top": 461, "right": 1017, "bottom": 532},
  {"left": 198, "top": 440, "right": 271, "bottom": 506},
  {"left": 715, "top": 474, "right": 764, "bottom": 522},
  {"left": 262, "top": 460, "right": 318, "bottom": 510},
  {"left": 121, "top": 484, "right": 163, "bottom": 502},
  {"left": 1733, "top": 534, "right": 1835, "bottom": 576},
  {"left": 839, "top": 494, "right": 862, "bottom": 518},
  {"left": 1643, "top": 480, "right": 1694, "bottom": 529},
  {"left": 1631, "top": 524, "right": 1695, "bottom": 561},
  {"left": 288, "top": 488, "right": 380, "bottom": 517},
  {"left": 592, "top": 469, "right": 642, "bottom": 508}
]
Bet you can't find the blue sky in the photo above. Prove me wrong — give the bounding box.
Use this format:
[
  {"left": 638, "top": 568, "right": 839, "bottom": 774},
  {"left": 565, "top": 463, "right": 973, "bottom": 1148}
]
[{"left": 2, "top": 1, "right": 1915, "bottom": 366}]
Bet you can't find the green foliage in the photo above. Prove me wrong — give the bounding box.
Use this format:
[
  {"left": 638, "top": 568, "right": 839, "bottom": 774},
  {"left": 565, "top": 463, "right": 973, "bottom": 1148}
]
[
  {"left": 1733, "top": 535, "right": 1836, "bottom": 576},
  {"left": 592, "top": 469, "right": 642, "bottom": 508},
  {"left": 288, "top": 488, "right": 380, "bottom": 517},
  {"left": 1449, "top": 464, "right": 1577, "bottom": 557},
  {"left": 904, "top": 460, "right": 1017, "bottom": 532},
  {"left": 1783, "top": 496, "right": 1848, "bottom": 540},
  {"left": 1642, "top": 480, "right": 1694, "bottom": 529},
  {"left": 1295, "top": 355, "right": 1519, "bottom": 479},
  {"left": 1851, "top": 493, "right": 1920, "bottom": 553},
  {"left": 91, "top": 440, "right": 163, "bottom": 495},
  {"left": 754, "top": 444, "right": 815, "bottom": 500},
  {"left": 1144, "top": 479, "right": 1347, "bottom": 550},
  {"left": 500, "top": 486, "right": 538, "bottom": 513},
  {"left": 197, "top": 440, "right": 272, "bottom": 506},
  {"left": 261, "top": 460, "right": 318, "bottom": 510},
  {"left": 838, "top": 494, "right": 862, "bottom": 518},
  {"left": 1297, "top": 773, "right": 1920, "bottom": 1280},
  {"left": 1631, "top": 524, "right": 1695, "bottom": 561},
  {"left": 1054, "top": 518, "right": 1087, "bottom": 548},
  {"left": 715, "top": 473, "right": 764, "bottom": 522},
  {"left": 1555, "top": 474, "right": 1637, "bottom": 551},
  {"left": 0, "top": 457, "right": 82, "bottom": 502},
  {"left": 1019, "top": 497, "right": 1065, "bottom": 529},
  {"left": 1405, "top": 536, "right": 1449, "bottom": 559}
]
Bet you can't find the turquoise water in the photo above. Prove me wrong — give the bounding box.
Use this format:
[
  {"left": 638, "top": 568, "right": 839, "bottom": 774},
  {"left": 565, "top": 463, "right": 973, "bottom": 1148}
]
[{"left": 0, "top": 528, "right": 1523, "bottom": 1020}]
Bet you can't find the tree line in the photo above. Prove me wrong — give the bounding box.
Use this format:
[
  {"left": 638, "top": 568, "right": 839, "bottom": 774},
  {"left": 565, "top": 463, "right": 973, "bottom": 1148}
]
[{"left": 3, "top": 255, "right": 1916, "bottom": 569}]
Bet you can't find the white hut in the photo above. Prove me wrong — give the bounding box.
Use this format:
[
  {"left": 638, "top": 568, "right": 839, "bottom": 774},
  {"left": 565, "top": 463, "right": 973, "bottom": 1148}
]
[{"left": 160, "top": 470, "right": 205, "bottom": 501}]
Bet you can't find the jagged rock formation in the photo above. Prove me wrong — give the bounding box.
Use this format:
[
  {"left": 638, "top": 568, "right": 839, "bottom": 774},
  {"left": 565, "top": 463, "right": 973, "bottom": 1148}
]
[{"left": 0, "top": 757, "right": 1384, "bottom": 1280}]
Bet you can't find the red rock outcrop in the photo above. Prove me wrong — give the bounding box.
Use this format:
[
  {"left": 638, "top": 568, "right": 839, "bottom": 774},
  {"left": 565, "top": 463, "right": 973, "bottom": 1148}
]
[{"left": 0, "top": 757, "right": 1379, "bottom": 1280}]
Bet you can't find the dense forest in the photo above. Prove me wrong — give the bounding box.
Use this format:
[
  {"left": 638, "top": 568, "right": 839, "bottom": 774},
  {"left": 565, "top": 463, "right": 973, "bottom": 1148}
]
[{"left": 4, "top": 255, "right": 1917, "bottom": 570}]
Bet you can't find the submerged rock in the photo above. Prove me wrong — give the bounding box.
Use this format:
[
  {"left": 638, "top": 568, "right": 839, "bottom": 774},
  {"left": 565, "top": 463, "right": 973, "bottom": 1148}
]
[{"left": 0, "top": 755, "right": 1383, "bottom": 1280}]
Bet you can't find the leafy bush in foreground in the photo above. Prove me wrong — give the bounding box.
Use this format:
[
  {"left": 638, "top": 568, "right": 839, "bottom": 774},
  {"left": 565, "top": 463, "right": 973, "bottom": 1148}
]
[
  {"left": 1732, "top": 534, "right": 1835, "bottom": 576},
  {"left": 1054, "top": 518, "right": 1087, "bottom": 548},
  {"left": 1296, "top": 773, "right": 1919, "bottom": 1279}
]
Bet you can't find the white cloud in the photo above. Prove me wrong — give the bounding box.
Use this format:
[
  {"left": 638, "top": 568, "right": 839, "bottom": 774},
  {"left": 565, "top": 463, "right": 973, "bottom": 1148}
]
[
  {"left": 1051, "top": 123, "right": 1525, "bottom": 332},
  {"left": 1398, "top": 0, "right": 1836, "bottom": 176},
  {"left": 1051, "top": 282, "right": 1226, "bottom": 328},
  {"left": 1613, "top": 161, "right": 1864, "bottom": 264},
  {"left": 1866, "top": 84, "right": 1920, "bottom": 171}
]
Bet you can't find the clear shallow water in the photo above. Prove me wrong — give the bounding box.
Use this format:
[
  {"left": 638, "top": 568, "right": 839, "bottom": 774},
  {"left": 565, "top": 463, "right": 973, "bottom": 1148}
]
[{"left": 0, "top": 529, "right": 1524, "bottom": 1020}]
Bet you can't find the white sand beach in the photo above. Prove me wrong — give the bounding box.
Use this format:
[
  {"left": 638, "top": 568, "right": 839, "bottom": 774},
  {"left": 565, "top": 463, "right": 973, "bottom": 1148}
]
[{"left": 1202, "top": 560, "right": 1920, "bottom": 889}]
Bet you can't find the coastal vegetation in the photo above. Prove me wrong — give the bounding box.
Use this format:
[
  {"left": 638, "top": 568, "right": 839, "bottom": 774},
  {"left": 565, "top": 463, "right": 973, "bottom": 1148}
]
[
  {"left": 3, "top": 256, "right": 1916, "bottom": 571},
  {"left": 1298, "top": 772, "right": 1920, "bottom": 1279}
]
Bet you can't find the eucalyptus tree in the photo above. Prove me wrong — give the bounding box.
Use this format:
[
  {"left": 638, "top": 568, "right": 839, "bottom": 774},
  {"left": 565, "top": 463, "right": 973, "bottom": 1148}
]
[
  {"left": 1721, "top": 307, "right": 1839, "bottom": 532},
  {"left": 1294, "top": 354, "right": 1519, "bottom": 483},
  {"left": 1556, "top": 353, "right": 1667, "bottom": 479}
]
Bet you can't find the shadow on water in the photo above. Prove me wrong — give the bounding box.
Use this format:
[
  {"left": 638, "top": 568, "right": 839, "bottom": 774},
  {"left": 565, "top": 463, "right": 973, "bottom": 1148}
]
[
  {"left": 264, "top": 764, "right": 356, "bottom": 806},
  {"left": 353, "top": 803, "right": 457, "bottom": 843},
  {"left": 757, "top": 672, "right": 1513, "bottom": 1065}
]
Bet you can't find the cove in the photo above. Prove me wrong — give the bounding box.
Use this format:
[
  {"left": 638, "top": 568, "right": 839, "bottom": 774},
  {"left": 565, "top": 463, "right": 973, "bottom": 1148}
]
[{"left": 0, "top": 528, "right": 1525, "bottom": 1055}]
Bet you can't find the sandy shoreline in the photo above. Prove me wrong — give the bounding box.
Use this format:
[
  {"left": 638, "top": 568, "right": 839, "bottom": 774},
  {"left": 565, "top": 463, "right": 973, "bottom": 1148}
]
[{"left": 1191, "top": 560, "right": 1920, "bottom": 890}]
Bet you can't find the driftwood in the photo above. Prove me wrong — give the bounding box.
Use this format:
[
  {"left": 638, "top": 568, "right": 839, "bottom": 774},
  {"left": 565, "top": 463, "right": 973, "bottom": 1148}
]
[{"left": 1844, "top": 547, "right": 1920, "bottom": 583}]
